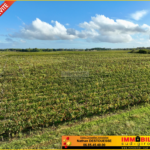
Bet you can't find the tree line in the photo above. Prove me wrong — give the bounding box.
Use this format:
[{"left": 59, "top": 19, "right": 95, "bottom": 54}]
[{"left": 1, "top": 47, "right": 150, "bottom": 52}]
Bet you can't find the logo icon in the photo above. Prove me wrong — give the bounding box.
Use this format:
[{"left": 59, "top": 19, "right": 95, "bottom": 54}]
[
  {"left": 136, "top": 136, "right": 140, "bottom": 142},
  {"left": 63, "top": 137, "right": 72, "bottom": 148},
  {"left": 0, "top": 0, "right": 16, "bottom": 17}
]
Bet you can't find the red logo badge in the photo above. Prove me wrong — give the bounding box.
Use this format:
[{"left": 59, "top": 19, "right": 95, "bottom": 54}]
[{"left": 0, "top": 0, "right": 16, "bottom": 16}]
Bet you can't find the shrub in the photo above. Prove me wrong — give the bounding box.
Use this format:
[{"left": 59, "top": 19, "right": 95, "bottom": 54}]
[
  {"left": 130, "top": 50, "right": 135, "bottom": 53},
  {"left": 138, "top": 49, "right": 148, "bottom": 54}
]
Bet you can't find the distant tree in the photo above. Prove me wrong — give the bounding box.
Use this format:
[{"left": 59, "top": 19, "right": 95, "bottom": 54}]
[
  {"left": 139, "top": 49, "right": 148, "bottom": 54},
  {"left": 26, "top": 49, "right": 29, "bottom": 52}
]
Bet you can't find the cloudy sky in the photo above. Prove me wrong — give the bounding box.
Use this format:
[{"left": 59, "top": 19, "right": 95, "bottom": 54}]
[{"left": 1, "top": 1, "right": 150, "bottom": 49}]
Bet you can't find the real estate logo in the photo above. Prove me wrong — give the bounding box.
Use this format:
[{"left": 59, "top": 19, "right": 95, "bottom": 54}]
[
  {"left": 121, "top": 136, "right": 150, "bottom": 147},
  {"left": 122, "top": 136, "right": 150, "bottom": 143},
  {"left": 0, "top": 0, "right": 16, "bottom": 17}
]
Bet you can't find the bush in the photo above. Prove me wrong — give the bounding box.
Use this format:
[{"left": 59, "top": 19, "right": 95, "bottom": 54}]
[
  {"left": 130, "top": 50, "right": 135, "bottom": 53},
  {"left": 138, "top": 49, "right": 148, "bottom": 54}
]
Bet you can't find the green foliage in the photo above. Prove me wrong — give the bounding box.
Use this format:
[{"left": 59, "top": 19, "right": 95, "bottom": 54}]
[
  {"left": 138, "top": 49, "right": 149, "bottom": 54},
  {"left": 0, "top": 48, "right": 113, "bottom": 52},
  {"left": 130, "top": 49, "right": 135, "bottom": 53}
]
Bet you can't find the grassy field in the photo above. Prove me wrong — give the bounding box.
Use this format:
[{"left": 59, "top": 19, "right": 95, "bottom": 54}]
[{"left": 1, "top": 50, "right": 150, "bottom": 148}]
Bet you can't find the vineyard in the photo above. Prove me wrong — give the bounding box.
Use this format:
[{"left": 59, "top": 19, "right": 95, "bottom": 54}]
[{"left": 0, "top": 50, "right": 150, "bottom": 141}]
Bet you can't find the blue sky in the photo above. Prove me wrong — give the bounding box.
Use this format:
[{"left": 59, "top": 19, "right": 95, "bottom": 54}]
[{"left": 1, "top": 1, "right": 150, "bottom": 49}]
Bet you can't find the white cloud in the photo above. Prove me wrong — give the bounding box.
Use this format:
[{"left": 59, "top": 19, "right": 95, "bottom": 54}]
[
  {"left": 142, "top": 24, "right": 150, "bottom": 30},
  {"left": 77, "top": 14, "right": 146, "bottom": 43},
  {"left": 130, "top": 10, "right": 148, "bottom": 20},
  {"left": 9, "top": 15, "right": 148, "bottom": 44},
  {"left": 66, "top": 23, "right": 69, "bottom": 26},
  {"left": 141, "top": 24, "right": 150, "bottom": 37},
  {"left": 10, "top": 18, "right": 77, "bottom": 40}
]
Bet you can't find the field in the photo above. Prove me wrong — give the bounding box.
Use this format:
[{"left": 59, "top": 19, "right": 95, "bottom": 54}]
[{"left": 1, "top": 50, "right": 150, "bottom": 148}]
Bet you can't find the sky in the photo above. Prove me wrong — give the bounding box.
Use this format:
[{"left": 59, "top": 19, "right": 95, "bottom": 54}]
[{"left": 1, "top": 1, "right": 150, "bottom": 49}]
